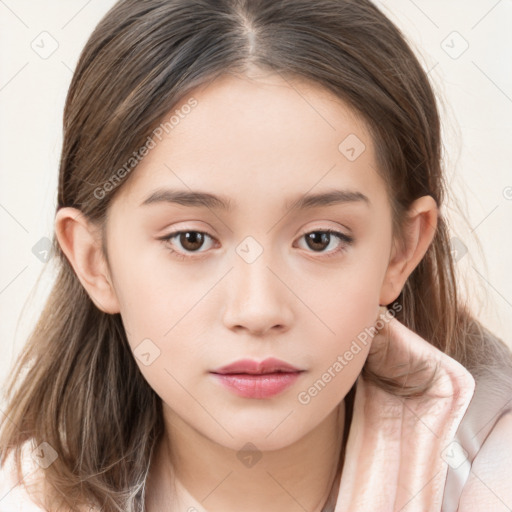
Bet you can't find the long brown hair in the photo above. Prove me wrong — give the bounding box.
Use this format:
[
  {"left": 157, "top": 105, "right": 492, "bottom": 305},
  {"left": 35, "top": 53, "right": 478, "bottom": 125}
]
[{"left": 2, "top": 0, "right": 511, "bottom": 510}]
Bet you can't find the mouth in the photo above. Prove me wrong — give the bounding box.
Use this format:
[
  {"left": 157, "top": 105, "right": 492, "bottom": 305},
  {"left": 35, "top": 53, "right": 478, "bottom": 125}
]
[
  {"left": 212, "top": 369, "right": 300, "bottom": 376},
  {"left": 211, "top": 357, "right": 302, "bottom": 376},
  {"left": 210, "top": 357, "right": 304, "bottom": 399}
]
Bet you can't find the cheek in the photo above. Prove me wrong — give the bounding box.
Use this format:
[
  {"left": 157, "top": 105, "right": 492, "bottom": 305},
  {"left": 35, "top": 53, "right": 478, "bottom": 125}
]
[
  {"left": 304, "top": 250, "right": 384, "bottom": 330},
  {"left": 294, "top": 252, "right": 384, "bottom": 405},
  {"left": 295, "top": 326, "right": 372, "bottom": 417},
  {"left": 109, "top": 248, "right": 213, "bottom": 384},
  {"left": 108, "top": 239, "right": 187, "bottom": 336}
]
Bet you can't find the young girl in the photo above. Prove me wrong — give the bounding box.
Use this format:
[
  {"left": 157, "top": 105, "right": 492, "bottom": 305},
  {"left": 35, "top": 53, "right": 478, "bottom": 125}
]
[{"left": 1, "top": 0, "right": 511, "bottom": 511}]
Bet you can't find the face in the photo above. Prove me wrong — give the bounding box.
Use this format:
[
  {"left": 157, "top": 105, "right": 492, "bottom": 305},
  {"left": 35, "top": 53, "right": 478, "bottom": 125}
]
[{"left": 104, "top": 70, "right": 395, "bottom": 451}]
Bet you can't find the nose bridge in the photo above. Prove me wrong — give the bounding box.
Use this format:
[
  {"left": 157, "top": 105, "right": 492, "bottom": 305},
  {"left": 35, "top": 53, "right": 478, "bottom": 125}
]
[{"left": 222, "top": 235, "right": 293, "bottom": 333}]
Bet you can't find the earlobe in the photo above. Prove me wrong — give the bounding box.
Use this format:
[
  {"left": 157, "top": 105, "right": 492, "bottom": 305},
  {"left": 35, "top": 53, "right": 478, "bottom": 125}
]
[
  {"left": 379, "top": 195, "right": 438, "bottom": 306},
  {"left": 55, "top": 207, "right": 120, "bottom": 314}
]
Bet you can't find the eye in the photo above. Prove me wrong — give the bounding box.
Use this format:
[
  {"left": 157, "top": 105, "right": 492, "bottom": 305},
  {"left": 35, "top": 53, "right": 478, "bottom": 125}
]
[
  {"left": 158, "top": 228, "right": 353, "bottom": 261},
  {"left": 159, "top": 230, "right": 216, "bottom": 260},
  {"left": 295, "top": 229, "right": 353, "bottom": 258}
]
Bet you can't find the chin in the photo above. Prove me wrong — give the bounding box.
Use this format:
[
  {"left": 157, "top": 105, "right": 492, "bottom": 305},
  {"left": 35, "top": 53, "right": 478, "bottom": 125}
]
[{"left": 206, "top": 418, "right": 312, "bottom": 453}]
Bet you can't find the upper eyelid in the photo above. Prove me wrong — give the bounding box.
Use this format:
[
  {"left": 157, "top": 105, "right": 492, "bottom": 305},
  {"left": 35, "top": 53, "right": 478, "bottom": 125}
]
[{"left": 161, "top": 227, "right": 351, "bottom": 239}]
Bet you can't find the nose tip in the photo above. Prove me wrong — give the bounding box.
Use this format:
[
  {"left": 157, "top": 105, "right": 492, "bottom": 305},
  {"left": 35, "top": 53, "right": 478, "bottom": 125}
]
[
  {"left": 230, "top": 322, "right": 287, "bottom": 337},
  {"left": 222, "top": 260, "right": 294, "bottom": 336}
]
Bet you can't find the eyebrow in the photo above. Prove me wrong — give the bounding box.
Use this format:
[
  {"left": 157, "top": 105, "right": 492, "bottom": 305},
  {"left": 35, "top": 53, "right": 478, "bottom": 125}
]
[
  {"left": 140, "top": 188, "right": 370, "bottom": 211},
  {"left": 285, "top": 189, "right": 370, "bottom": 210}
]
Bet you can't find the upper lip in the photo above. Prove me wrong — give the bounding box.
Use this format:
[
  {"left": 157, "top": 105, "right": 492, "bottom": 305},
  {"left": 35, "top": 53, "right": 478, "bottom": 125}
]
[{"left": 212, "top": 357, "right": 302, "bottom": 375}]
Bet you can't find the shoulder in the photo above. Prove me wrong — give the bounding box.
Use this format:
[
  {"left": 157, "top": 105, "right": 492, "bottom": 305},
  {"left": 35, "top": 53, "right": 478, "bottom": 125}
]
[
  {"left": 0, "top": 442, "right": 98, "bottom": 512},
  {"left": 0, "top": 445, "right": 47, "bottom": 512},
  {"left": 458, "top": 411, "right": 512, "bottom": 511}
]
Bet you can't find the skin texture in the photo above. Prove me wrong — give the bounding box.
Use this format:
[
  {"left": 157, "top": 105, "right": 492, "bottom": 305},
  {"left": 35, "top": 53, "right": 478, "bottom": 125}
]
[{"left": 55, "top": 69, "right": 438, "bottom": 511}]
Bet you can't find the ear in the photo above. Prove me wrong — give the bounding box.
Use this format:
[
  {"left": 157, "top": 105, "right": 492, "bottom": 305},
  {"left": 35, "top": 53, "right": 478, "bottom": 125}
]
[
  {"left": 55, "top": 207, "right": 120, "bottom": 314},
  {"left": 379, "top": 195, "right": 438, "bottom": 306}
]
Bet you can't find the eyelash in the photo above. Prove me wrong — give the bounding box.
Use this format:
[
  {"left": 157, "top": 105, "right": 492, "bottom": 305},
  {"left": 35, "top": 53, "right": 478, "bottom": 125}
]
[{"left": 158, "top": 229, "right": 354, "bottom": 261}]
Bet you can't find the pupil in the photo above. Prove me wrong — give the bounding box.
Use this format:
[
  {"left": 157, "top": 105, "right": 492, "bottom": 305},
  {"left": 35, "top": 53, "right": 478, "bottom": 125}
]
[
  {"left": 181, "top": 232, "right": 203, "bottom": 251},
  {"left": 307, "top": 232, "right": 329, "bottom": 251}
]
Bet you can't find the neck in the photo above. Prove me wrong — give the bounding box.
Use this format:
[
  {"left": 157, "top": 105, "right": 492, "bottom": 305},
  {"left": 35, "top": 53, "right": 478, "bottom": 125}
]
[{"left": 147, "top": 401, "right": 345, "bottom": 512}]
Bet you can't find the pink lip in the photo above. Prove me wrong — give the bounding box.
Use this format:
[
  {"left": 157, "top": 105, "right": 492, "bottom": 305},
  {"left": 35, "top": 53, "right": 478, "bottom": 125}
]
[
  {"left": 210, "top": 357, "right": 304, "bottom": 399},
  {"left": 212, "top": 357, "right": 301, "bottom": 375}
]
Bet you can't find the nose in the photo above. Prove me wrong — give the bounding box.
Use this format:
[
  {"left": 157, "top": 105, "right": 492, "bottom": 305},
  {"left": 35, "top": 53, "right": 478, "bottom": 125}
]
[{"left": 222, "top": 254, "right": 294, "bottom": 337}]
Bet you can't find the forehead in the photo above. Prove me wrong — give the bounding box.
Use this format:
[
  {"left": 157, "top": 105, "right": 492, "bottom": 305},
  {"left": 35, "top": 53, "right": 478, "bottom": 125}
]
[{"left": 113, "top": 71, "right": 385, "bottom": 209}]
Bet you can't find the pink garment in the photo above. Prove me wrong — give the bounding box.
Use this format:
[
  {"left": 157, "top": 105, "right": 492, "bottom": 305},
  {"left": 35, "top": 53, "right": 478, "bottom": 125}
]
[
  {"left": 0, "top": 315, "right": 510, "bottom": 511},
  {"left": 332, "top": 314, "right": 512, "bottom": 511}
]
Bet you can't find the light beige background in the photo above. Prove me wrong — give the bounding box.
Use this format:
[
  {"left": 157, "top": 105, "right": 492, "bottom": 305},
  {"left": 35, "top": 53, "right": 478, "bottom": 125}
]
[{"left": 1, "top": 0, "right": 511, "bottom": 393}]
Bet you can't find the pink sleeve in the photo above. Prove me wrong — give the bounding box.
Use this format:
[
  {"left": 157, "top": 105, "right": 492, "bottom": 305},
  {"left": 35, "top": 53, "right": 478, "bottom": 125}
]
[{"left": 458, "top": 412, "right": 512, "bottom": 511}]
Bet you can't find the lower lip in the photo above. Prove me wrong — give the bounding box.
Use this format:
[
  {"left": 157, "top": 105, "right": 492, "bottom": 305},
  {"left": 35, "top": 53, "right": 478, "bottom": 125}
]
[{"left": 211, "top": 372, "right": 302, "bottom": 399}]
